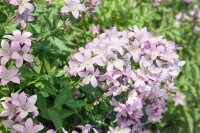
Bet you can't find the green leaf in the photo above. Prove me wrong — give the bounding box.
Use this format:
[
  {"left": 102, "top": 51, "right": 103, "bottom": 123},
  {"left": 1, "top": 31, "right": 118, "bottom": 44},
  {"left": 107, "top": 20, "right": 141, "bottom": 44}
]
[
  {"left": 42, "top": 57, "right": 51, "bottom": 74},
  {"left": 35, "top": 91, "right": 47, "bottom": 111},
  {"left": 60, "top": 109, "right": 74, "bottom": 119},
  {"left": 54, "top": 89, "right": 72, "bottom": 110},
  {"left": 184, "top": 111, "right": 194, "bottom": 133},
  {"left": 47, "top": 108, "right": 63, "bottom": 129},
  {"left": 66, "top": 100, "right": 87, "bottom": 108},
  {"left": 49, "top": 37, "right": 69, "bottom": 51}
]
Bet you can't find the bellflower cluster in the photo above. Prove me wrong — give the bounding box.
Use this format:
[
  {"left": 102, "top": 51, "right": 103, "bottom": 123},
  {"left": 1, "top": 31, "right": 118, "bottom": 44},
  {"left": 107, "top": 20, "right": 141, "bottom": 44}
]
[
  {"left": 0, "top": 0, "right": 36, "bottom": 86},
  {"left": 67, "top": 25, "right": 186, "bottom": 131},
  {"left": 0, "top": 92, "right": 43, "bottom": 133}
]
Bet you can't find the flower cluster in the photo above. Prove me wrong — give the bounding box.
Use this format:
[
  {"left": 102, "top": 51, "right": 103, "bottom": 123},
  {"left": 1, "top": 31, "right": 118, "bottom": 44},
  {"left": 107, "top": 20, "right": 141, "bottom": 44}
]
[
  {"left": 0, "top": 0, "right": 35, "bottom": 86},
  {"left": 175, "top": 4, "right": 200, "bottom": 31},
  {"left": 0, "top": 92, "right": 43, "bottom": 133},
  {"left": 60, "top": 0, "right": 100, "bottom": 19},
  {"left": 67, "top": 25, "right": 186, "bottom": 131}
]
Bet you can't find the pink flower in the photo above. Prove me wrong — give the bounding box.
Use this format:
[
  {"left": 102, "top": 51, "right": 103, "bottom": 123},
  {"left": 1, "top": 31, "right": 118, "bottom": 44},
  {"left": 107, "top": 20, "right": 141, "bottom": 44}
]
[
  {"left": 106, "top": 53, "right": 125, "bottom": 71},
  {"left": 89, "top": 25, "right": 100, "bottom": 36},
  {"left": 12, "top": 44, "right": 34, "bottom": 68},
  {"left": 13, "top": 94, "right": 38, "bottom": 119},
  {"left": 79, "top": 68, "right": 99, "bottom": 87},
  {"left": 172, "top": 92, "right": 185, "bottom": 106},
  {"left": 13, "top": 118, "right": 44, "bottom": 133},
  {"left": 76, "top": 124, "right": 98, "bottom": 133},
  {"left": 61, "top": 0, "right": 86, "bottom": 19},
  {"left": 3, "top": 30, "right": 34, "bottom": 47},
  {"left": 0, "top": 102, "right": 18, "bottom": 119},
  {"left": 12, "top": 10, "right": 34, "bottom": 29},
  {"left": 0, "top": 66, "right": 20, "bottom": 86},
  {"left": 9, "top": 0, "right": 34, "bottom": 14},
  {"left": 0, "top": 40, "right": 18, "bottom": 65},
  {"left": 183, "top": 0, "right": 192, "bottom": 4},
  {"left": 74, "top": 49, "right": 95, "bottom": 71},
  {"left": 107, "top": 126, "right": 131, "bottom": 133}
]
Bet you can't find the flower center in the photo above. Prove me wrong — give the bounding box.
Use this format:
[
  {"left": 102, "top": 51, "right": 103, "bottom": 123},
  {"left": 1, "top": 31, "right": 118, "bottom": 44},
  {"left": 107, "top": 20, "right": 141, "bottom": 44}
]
[
  {"left": 19, "top": 0, "right": 24, "bottom": 6},
  {"left": 22, "top": 106, "right": 28, "bottom": 111},
  {"left": 11, "top": 108, "right": 16, "bottom": 113},
  {"left": 152, "top": 52, "right": 157, "bottom": 57},
  {"left": 70, "top": 7, "right": 76, "bottom": 11}
]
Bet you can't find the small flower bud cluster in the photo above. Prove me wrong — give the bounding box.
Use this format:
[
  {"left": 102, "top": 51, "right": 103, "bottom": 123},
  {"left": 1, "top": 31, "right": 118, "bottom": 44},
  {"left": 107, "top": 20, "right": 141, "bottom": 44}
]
[
  {"left": 0, "top": 92, "right": 43, "bottom": 133},
  {"left": 67, "top": 25, "right": 186, "bottom": 131}
]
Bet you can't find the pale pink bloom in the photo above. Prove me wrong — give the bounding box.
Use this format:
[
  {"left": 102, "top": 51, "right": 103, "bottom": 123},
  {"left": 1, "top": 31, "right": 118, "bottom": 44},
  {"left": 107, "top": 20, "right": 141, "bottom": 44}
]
[
  {"left": 13, "top": 95, "right": 38, "bottom": 119},
  {"left": 124, "top": 41, "right": 141, "bottom": 62},
  {"left": 76, "top": 124, "right": 98, "bottom": 133},
  {"left": 153, "top": 0, "right": 162, "bottom": 7},
  {"left": 89, "top": 25, "right": 100, "bottom": 36},
  {"left": 12, "top": 44, "right": 34, "bottom": 68},
  {"left": 0, "top": 40, "right": 18, "bottom": 65},
  {"left": 107, "top": 126, "right": 131, "bottom": 133},
  {"left": 9, "top": 0, "right": 34, "bottom": 14},
  {"left": 172, "top": 92, "right": 185, "bottom": 106},
  {"left": 12, "top": 10, "right": 34, "bottom": 29},
  {"left": 61, "top": 0, "right": 86, "bottom": 19},
  {"left": 79, "top": 68, "right": 99, "bottom": 87},
  {"left": 2, "top": 116, "right": 23, "bottom": 133},
  {"left": 0, "top": 66, "right": 20, "bottom": 86},
  {"left": 13, "top": 118, "right": 44, "bottom": 133},
  {"left": 0, "top": 102, "right": 18, "bottom": 119},
  {"left": 183, "top": 0, "right": 192, "bottom": 4},
  {"left": 3, "top": 30, "right": 33, "bottom": 47},
  {"left": 98, "top": 71, "right": 120, "bottom": 86},
  {"left": 106, "top": 53, "right": 125, "bottom": 71},
  {"left": 74, "top": 49, "right": 94, "bottom": 71}
]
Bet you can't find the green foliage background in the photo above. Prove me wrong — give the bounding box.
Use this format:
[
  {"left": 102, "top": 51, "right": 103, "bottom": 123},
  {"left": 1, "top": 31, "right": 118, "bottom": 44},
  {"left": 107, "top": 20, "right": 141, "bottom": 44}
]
[{"left": 0, "top": 0, "right": 200, "bottom": 132}]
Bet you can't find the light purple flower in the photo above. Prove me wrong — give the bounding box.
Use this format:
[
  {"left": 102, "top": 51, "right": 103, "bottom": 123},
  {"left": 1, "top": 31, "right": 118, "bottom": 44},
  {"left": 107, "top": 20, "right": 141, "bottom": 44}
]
[
  {"left": 0, "top": 66, "right": 20, "bottom": 86},
  {"left": 172, "top": 92, "right": 185, "bottom": 106},
  {"left": 3, "top": 30, "right": 34, "bottom": 47},
  {"left": 9, "top": 0, "right": 34, "bottom": 14},
  {"left": 79, "top": 68, "right": 99, "bottom": 87},
  {"left": 107, "top": 126, "right": 131, "bottom": 133},
  {"left": 89, "top": 25, "right": 100, "bottom": 36},
  {"left": 76, "top": 124, "right": 98, "bottom": 133},
  {"left": 0, "top": 40, "right": 18, "bottom": 65},
  {"left": 74, "top": 49, "right": 95, "bottom": 71},
  {"left": 12, "top": 44, "right": 34, "bottom": 68},
  {"left": 13, "top": 118, "right": 44, "bottom": 133},
  {"left": 0, "top": 102, "right": 18, "bottom": 119},
  {"left": 61, "top": 0, "right": 86, "bottom": 19},
  {"left": 13, "top": 94, "right": 38, "bottom": 119},
  {"left": 12, "top": 10, "right": 34, "bottom": 29},
  {"left": 183, "top": 0, "right": 192, "bottom": 4}
]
